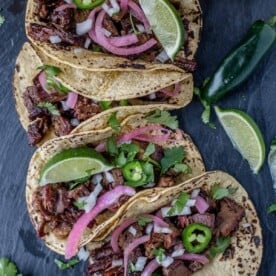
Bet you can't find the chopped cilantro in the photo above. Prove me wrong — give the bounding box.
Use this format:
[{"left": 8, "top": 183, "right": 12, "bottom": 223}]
[
  {"left": 99, "top": 101, "right": 112, "bottom": 110},
  {"left": 129, "top": 262, "right": 136, "bottom": 272},
  {"left": 73, "top": 200, "right": 86, "bottom": 209},
  {"left": 92, "top": 44, "right": 102, "bottom": 52},
  {"left": 37, "top": 102, "right": 60, "bottom": 116},
  {"left": 146, "top": 110, "right": 179, "bottom": 130},
  {"left": 168, "top": 192, "right": 189, "bottom": 216},
  {"left": 268, "top": 204, "right": 276, "bottom": 214},
  {"left": 54, "top": 258, "right": 79, "bottom": 270},
  {"left": 211, "top": 184, "right": 238, "bottom": 200},
  {"left": 172, "top": 163, "right": 191, "bottom": 174},
  {"left": 152, "top": 248, "right": 165, "bottom": 263},
  {"left": 209, "top": 236, "right": 231, "bottom": 258},
  {"left": 106, "top": 137, "right": 119, "bottom": 156},
  {"left": 0, "top": 257, "right": 19, "bottom": 276},
  {"left": 116, "top": 152, "right": 127, "bottom": 167},
  {"left": 38, "top": 65, "right": 61, "bottom": 77},
  {"left": 119, "top": 99, "right": 128, "bottom": 106},
  {"left": 108, "top": 112, "right": 120, "bottom": 133},
  {"left": 137, "top": 216, "right": 152, "bottom": 226},
  {"left": 144, "top": 143, "right": 155, "bottom": 158},
  {"left": 114, "top": 143, "right": 140, "bottom": 167},
  {"left": 160, "top": 146, "right": 186, "bottom": 174}
]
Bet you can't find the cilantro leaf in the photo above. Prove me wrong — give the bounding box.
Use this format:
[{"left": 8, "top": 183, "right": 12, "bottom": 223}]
[
  {"left": 268, "top": 204, "right": 276, "bottom": 214},
  {"left": 0, "top": 15, "right": 5, "bottom": 27},
  {"left": 129, "top": 262, "right": 136, "bottom": 272},
  {"left": 99, "top": 101, "right": 112, "bottom": 110},
  {"left": 211, "top": 184, "right": 238, "bottom": 200},
  {"left": 160, "top": 147, "right": 186, "bottom": 174},
  {"left": 172, "top": 163, "right": 191, "bottom": 174},
  {"left": 119, "top": 143, "right": 140, "bottom": 162},
  {"left": 146, "top": 110, "right": 178, "bottom": 129},
  {"left": 69, "top": 174, "right": 91, "bottom": 190},
  {"left": 0, "top": 258, "right": 18, "bottom": 276},
  {"left": 38, "top": 65, "right": 61, "bottom": 77},
  {"left": 106, "top": 137, "right": 119, "bottom": 156},
  {"left": 144, "top": 143, "right": 155, "bottom": 158},
  {"left": 152, "top": 248, "right": 165, "bottom": 262},
  {"left": 54, "top": 258, "right": 79, "bottom": 270},
  {"left": 108, "top": 112, "right": 120, "bottom": 133},
  {"left": 73, "top": 200, "right": 86, "bottom": 209},
  {"left": 137, "top": 216, "right": 152, "bottom": 226},
  {"left": 115, "top": 151, "right": 127, "bottom": 167},
  {"left": 168, "top": 192, "right": 189, "bottom": 216},
  {"left": 37, "top": 102, "right": 60, "bottom": 116},
  {"left": 209, "top": 237, "right": 231, "bottom": 258},
  {"left": 119, "top": 99, "right": 128, "bottom": 106}
]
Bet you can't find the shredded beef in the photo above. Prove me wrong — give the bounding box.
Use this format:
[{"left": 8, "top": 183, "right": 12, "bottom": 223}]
[
  {"left": 188, "top": 261, "right": 203, "bottom": 272},
  {"left": 67, "top": 182, "right": 91, "bottom": 200},
  {"left": 51, "top": 7, "right": 75, "bottom": 31},
  {"left": 118, "top": 223, "right": 143, "bottom": 249},
  {"left": 27, "top": 117, "right": 50, "bottom": 146},
  {"left": 178, "top": 216, "right": 190, "bottom": 228},
  {"left": 191, "top": 213, "right": 215, "bottom": 229},
  {"left": 163, "top": 260, "right": 190, "bottom": 276},
  {"left": 108, "top": 195, "right": 131, "bottom": 212},
  {"left": 111, "top": 169, "right": 124, "bottom": 187},
  {"left": 103, "top": 267, "right": 124, "bottom": 276},
  {"left": 103, "top": 15, "right": 119, "bottom": 36},
  {"left": 216, "top": 197, "right": 245, "bottom": 237},
  {"left": 73, "top": 96, "right": 102, "bottom": 121},
  {"left": 157, "top": 176, "right": 175, "bottom": 188},
  {"left": 173, "top": 57, "right": 197, "bottom": 72},
  {"left": 52, "top": 115, "right": 73, "bottom": 136}
]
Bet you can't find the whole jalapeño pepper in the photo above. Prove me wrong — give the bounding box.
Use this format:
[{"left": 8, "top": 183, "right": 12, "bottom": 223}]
[
  {"left": 200, "top": 16, "right": 276, "bottom": 104},
  {"left": 182, "top": 223, "right": 212, "bottom": 253},
  {"left": 73, "top": 0, "right": 105, "bottom": 10}
]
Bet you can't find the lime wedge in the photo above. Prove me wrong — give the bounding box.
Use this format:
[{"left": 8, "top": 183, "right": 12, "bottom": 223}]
[
  {"left": 40, "top": 147, "right": 112, "bottom": 185},
  {"left": 268, "top": 138, "right": 276, "bottom": 189},
  {"left": 139, "top": 0, "right": 185, "bottom": 59},
  {"left": 214, "top": 106, "right": 266, "bottom": 174}
]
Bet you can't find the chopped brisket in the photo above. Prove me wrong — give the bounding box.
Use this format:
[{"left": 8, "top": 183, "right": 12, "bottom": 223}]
[
  {"left": 51, "top": 221, "right": 72, "bottom": 238},
  {"left": 163, "top": 260, "right": 190, "bottom": 276},
  {"left": 67, "top": 182, "right": 91, "bottom": 201},
  {"left": 35, "top": 0, "right": 49, "bottom": 20},
  {"left": 51, "top": 7, "right": 75, "bottom": 31},
  {"left": 111, "top": 169, "right": 124, "bottom": 187},
  {"left": 52, "top": 115, "right": 73, "bottom": 136},
  {"left": 173, "top": 57, "right": 197, "bottom": 72},
  {"left": 103, "top": 15, "right": 119, "bottom": 36},
  {"left": 191, "top": 213, "right": 215, "bottom": 229},
  {"left": 188, "top": 261, "right": 203, "bottom": 272},
  {"left": 103, "top": 267, "right": 124, "bottom": 276},
  {"left": 157, "top": 176, "right": 175, "bottom": 188},
  {"left": 177, "top": 216, "right": 190, "bottom": 228},
  {"left": 118, "top": 223, "right": 143, "bottom": 249},
  {"left": 27, "top": 117, "right": 50, "bottom": 146},
  {"left": 73, "top": 96, "right": 102, "bottom": 122},
  {"left": 108, "top": 195, "right": 131, "bottom": 212},
  {"left": 216, "top": 197, "right": 245, "bottom": 237},
  {"left": 120, "top": 17, "right": 132, "bottom": 35},
  {"left": 150, "top": 145, "right": 164, "bottom": 162}
]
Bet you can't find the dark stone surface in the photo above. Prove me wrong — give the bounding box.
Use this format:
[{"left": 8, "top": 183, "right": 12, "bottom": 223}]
[{"left": 0, "top": 0, "right": 275, "bottom": 275}]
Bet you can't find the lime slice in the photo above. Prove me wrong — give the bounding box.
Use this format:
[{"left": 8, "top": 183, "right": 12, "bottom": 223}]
[
  {"left": 268, "top": 138, "right": 276, "bottom": 189},
  {"left": 40, "top": 147, "right": 112, "bottom": 185},
  {"left": 214, "top": 106, "right": 266, "bottom": 174},
  {"left": 139, "top": 0, "right": 185, "bottom": 59}
]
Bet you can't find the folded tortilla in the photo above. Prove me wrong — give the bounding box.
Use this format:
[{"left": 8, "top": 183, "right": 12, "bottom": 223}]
[
  {"left": 14, "top": 42, "right": 193, "bottom": 145},
  {"left": 26, "top": 114, "right": 205, "bottom": 255},
  {"left": 88, "top": 170, "right": 263, "bottom": 275}
]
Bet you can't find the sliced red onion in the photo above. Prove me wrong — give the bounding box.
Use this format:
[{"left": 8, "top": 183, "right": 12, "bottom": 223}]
[
  {"left": 104, "top": 171, "right": 114, "bottom": 183},
  {"left": 160, "top": 83, "right": 181, "bottom": 97},
  {"left": 76, "top": 19, "right": 93, "bottom": 35},
  {"left": 92, "top": 174, "right": 103, "bottom": 185},
  {"left": 148, "top": 92, "right": 156, "bottom": 100},
  {"left": 102, "top": 28, "right": 112, "bottom": 37},
  {"left": 61, "top": 101, "right": 70, "bottom": 111},
  {"left": 171, "top": 248, "right": 185, "bottom": 258},
  {"left": 95, "top": 142, "right": 106, "bottom": 153},
  {"left": 55, "top": 3, "right": 76, "bottom": 12},
  {"left": 145, "top": 223, "right": 153, "bottom": 235},
  {"left": 78, "top": 183, "right": 103, "bottom": 213},
  {"left": 160, "top": 256, "right": 174, "bottom": 268},
  {"left": 195, "top": 196, "right": 209, "bottom": 214},
  {"left": 88, "top": 7, "right": 102, "bottom": 43},
  {"left": 177, "top": 253, "right": 209, "bottom": 265},
  {"left": 128, "top": 226, "right": 137, "bottom": 236},
  {"left": 84, "top": 37, "right": 92, "bottom": 49},
  {"left": 102, "top": 1, "right": 120, "bottom": 17},
  {"left": 65, "top": 186, "right": 136, "bottom": 259},
  {"left": 155, "top": 50, "right": 170, "bottom": 63},
  {"left": 77, "top": 247, "right": 89, "bottom": 261},
  {"left": 144, "top": 214, "right": 169, "bottom": 228},
  {"left": 185, "top": 199, "right": 196, "bottom": 207},
  {"left": 155, "top": 209, "right": 163, "bottom": 219},
  {"left": 110, "top": 0, "right": 120, "bottom": 12},
  {"left": 109, "top": 34, "right": 138, "bottom": 47},
  {"left": 128, "top": 0, "right": 150, "bottom": 30},
  {"left": 135, "top": 257, "right": 147, "bottom": 272},
  {"left": 38, "top": 71, "right": 51, "bottom": 93},
  {"left": 95, "top": 10, "right": 156, "bottom": 56},
  {"left": 124, "top": 235, "right": 150, "bottom": 276},
  {"left": 136, "top": 24, "right": 145, "bottom": 33},
  {"left": 66, "top": 92, "right": 78, "bottom": 109},
  {"left": 161, "top": 206, "right": 192, "bottom": 217},
  {"left": 111, "top": 218, "right": 136, "bottom": 253},
  {"left": 112, "top": 259, "right": 123, "bottom": 267},
  {"left": 49, "top": 35, "right": 62, "bottom": 44},
  {"left": 70, "top": 118, "right": 80, "bottom": 127},
  {"left": 191, "top": 188, "right": 200, "bottom": 198},
  {"left": 141, "top": 259, "right": 160, "bottom": 276},
  {"left": 153, "top": 225, "right": 172, "bottom": 234},
  {"left": 120, "top": 0, "right": 128, "bottom": 12}
]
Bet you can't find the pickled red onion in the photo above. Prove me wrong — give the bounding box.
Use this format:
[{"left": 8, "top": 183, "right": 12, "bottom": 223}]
[
  {"left": 55, "top": 3, "right": 76, "bottom": 12},
  {"left": 195, "top": 196, "right": 209, "bottom": 214},
  {"left": 109, "top": 34, "right": 138, "bottom": 47},
  {"left": 141, "top": 259, "right": 160, "bottom": 276},
  {"left": 66, "top": 92, "right": 78, "bottom": 109},
  {"left": 177, "top": 253, "right": 209, "bottom": 264},
  {"left": 88, "top": 7, "right": 102, "bottom": 43},
  {"left": 160, "top": 83, "right": 181, "bottom": 97},
  {"left": 127, "top": 0, "right": 150, "bottom": 30},
  {"left": 38, "top": 71, "right": 52, "bottom": 93},
  {"left": 124, "top": 235, "right": 150, "bottom": 276},
  {"left": 65, "top": 185, "right": 136, "bottom": 259},
  {"left": 95, "top": 142, "right": 106, "bottom": 152}
]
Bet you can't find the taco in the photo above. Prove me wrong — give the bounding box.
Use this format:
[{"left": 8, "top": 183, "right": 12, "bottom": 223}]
[
  {"left": 14, "top": 42, "right": 193, "bottom": 146},
  {"left": 86, "top": 171, "right": 263, "bottom": 275},
  {"left": 26, "top": 114, "right": 205, "bottom": 257},
  {"left": 25, "top": 0, "right": 202, "bottom": 77}
]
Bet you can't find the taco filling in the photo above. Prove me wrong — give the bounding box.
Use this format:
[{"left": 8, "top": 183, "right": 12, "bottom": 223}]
[
  {"left": 32, "top": 123, "right": 194, "bottom": 251},
  {"left": 86, "top": 186, "right": 245, "bottom": 275},
  {"left": 28, "top": 0, "right": 197, "bottom": 71},
  {"left": 24, "top": 64, "right": 182, "bottom": 146}
]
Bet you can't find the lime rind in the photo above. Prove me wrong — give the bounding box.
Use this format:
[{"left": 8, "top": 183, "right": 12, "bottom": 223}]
[
  {"left": 214, "top": 106, "right": 266, "bottom": 174},
  {"left": 139, "top": 0, "right": 185, "bottom": 59}
]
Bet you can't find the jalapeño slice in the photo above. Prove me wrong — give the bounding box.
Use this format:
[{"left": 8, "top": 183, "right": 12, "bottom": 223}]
[
  {"left": 182, "top": 223, "right": 212, "bottom": 253},
  {"left": 73, "top": 0, "right": 105, "bottom": 10}
]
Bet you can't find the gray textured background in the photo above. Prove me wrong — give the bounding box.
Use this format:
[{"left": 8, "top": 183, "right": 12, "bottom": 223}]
[{"left": 0, "top": 0, "right": 275, "bottom": 275}]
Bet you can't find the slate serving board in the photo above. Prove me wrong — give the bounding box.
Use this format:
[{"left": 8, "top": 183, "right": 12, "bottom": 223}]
[{"left": 0, "top": 0, "right": 275, "bottom": 275}]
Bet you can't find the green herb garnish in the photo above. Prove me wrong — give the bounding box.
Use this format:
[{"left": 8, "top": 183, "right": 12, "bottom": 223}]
[
  {"left": 73, "top": 200, "right": 86, "bottom": 209},
  {"left": 152, "top": 248, "right": 165, "bottom": 262},
  {"left": 144, "top": 143, "right": 155, "bottom": 158},
  {"left": 209, "top": 237, "right": 231, "bottom": 258},
  {"left": 268, "top": 204, "right": 276, "bottom": 213},
  {"left": 168, "top": 192, "right": 189, "bottom": 216},
  {"left": 119, "top": 99, "right": 128, "bottom": 106},
  {"left": 108, "top": 112, "right": 120, "bottom": 133},
  {"left": 211, "top": 184, "right": 238, "bottom": 200},
  {"left": 37, "top": 102, "right": 60, "bottom": 116},
  {"left": 146, "top": 110, "right": 178, "bottom": 130},
  {"left": 38, "top": 65, "right": 61, "bottom": 77},
  {"left": 0, "top": 257, "right": 19, "bottom": 276},
  {"left": 106, "top": 137, "right": 119, "bottom": 156},
  {"left": 54, "top": 258, "right": 79, "bottom": 270},
  {"left": 172, "top": 163, "right": 191, "bottom": 174},
  {"left": 99, "top": 101, "right": 112, "bottom": 110},
  {"left": 137, "top": 216, "right": 152, "bottom": 226}
]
